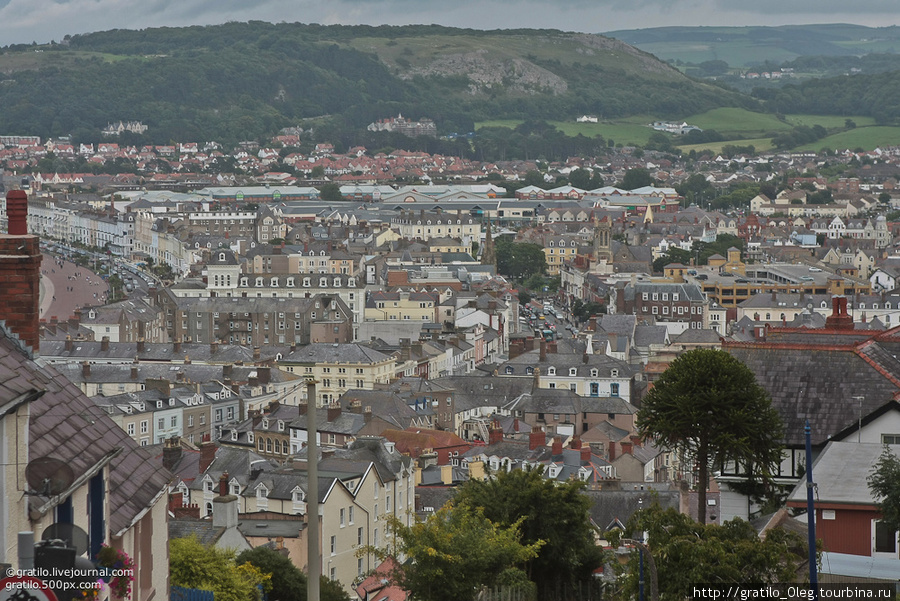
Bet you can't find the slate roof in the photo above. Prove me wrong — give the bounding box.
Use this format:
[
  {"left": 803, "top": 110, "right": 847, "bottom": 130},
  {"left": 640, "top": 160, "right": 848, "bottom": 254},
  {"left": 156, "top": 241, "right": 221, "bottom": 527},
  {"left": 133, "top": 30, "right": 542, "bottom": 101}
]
[
  {"left": 168, "top": 518, "right": 226, "bottom": 547},
  {"left": 281, "top": 343, "right": 392, "bottom": 364},
  {"left": 725, "top": 339, "right": 900, "bottom": 446},
  {"left": 0, "top": 330, "right": 172, "bottom": 536},
  {"left": 786, "top": 441, "right": 900, "bottom": 505},
  {"left": 585, "top": 488, "right": 680, "bottom": 533}
]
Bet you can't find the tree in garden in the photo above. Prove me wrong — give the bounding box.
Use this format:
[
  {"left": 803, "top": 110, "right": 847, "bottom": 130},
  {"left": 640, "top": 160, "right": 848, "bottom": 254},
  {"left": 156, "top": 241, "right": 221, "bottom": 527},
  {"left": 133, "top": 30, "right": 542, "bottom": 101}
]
[
  {"left": 170, "top": 536, "right": 270, "bottom": 601},
  {"left": 868, "top": 445, "right": 900, "bottom": 535},
  {"left": 453, "top": 467, "right": 604, "bottom": 596},
  {"left": 622, "top": 167, "right": 653, "bottom": 190},
  {"left": 636, "top": 349, "right": 784, "bottom": 523},
  {"left": 373, "top": 503, "right": 541, "bottom": 601},
  {"left": 236, "top": 546, "right": 351, "bottom": 601},
  {"left": 495, "top": 238, "right": 547, "bottom": 280},
  {"left": 610, "top": 503, "right": 810, "bottom": 601}
]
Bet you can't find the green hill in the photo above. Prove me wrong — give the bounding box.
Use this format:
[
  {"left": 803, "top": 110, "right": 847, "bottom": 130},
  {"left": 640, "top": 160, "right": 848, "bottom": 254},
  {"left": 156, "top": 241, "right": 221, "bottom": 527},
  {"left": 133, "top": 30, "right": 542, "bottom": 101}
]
[
  {"left": 0, "top": 22, "right": 756, "bottom": 145},
  {"left": 604, "top": 24, "right": 900, "bottom": 67}
]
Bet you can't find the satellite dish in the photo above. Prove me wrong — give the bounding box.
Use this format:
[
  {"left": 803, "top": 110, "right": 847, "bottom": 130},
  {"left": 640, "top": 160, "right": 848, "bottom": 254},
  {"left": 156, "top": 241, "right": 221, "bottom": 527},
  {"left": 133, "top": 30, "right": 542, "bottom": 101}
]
[
  {"left": 25, "top": 457, "right": 75, "bottom": 497},
  {"left": 42, "top": 523, "right": 89, "bottom": 556}
]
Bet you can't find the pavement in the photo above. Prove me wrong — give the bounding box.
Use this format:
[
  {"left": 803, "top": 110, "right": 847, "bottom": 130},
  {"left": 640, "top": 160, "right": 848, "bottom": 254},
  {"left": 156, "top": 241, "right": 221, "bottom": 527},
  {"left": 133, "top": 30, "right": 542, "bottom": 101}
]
[{"left": 40, "top": 253, "right": 109, "bottom": 322}]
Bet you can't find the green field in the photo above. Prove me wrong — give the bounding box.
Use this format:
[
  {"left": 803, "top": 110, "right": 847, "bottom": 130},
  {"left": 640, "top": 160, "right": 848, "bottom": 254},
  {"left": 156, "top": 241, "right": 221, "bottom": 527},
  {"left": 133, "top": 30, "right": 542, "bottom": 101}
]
[
  {"left": 677, "top": 137, "right": 776, "bottom": 154},
  {"left": 794, "top": 126, "right": 900, "bottom": 152},
  {"left": 477, "top": 109, "right": 898, "bottom": 153}
]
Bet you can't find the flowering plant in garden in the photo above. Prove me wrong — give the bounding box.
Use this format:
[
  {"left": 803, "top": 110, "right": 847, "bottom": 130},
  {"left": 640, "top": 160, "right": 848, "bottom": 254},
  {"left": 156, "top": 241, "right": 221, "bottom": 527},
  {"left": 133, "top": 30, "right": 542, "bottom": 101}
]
[{"left": 97, "top": 544, "right": 135, "bottom": 598}]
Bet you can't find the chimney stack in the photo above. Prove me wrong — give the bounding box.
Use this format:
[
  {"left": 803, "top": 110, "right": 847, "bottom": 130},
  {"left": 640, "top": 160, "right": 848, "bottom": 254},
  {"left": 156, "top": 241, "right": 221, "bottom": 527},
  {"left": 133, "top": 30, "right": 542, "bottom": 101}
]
[
  {"left": 551, "top": 436, "right": 562, "bottom": 455},
  {"left": 364, "top": 406, "right": 372, "bottom": 423},
  {"left": 327, "top": 402, "right": 341, "bottom": 422},
  {"left": 199, "top": 442, "right": 217, "bottom": 472},
  {"left": 82, "top": 361, "right": 91, "bottom": 377},
  {"left": 101, "top": 336, "right": 110, "bottom": 351},
  {"left": 163, "top": 437, "right": 182, "bottom": 471},
  {"left": 539, "top": 339, "right": 547, "bottom": 362},
  {"left": 0, "top": 191, "right": 43, "bottom": 355},
  {"left": 528, "top": 426, "right": 544, "bottom": 450}
]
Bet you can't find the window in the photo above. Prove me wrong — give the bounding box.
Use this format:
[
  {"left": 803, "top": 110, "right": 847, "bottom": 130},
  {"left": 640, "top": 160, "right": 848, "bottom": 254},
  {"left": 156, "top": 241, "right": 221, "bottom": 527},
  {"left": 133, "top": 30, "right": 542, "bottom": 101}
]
[
  {"left": 883, "top": 434, "right": 900, "bottom": 445},
  {"left": 127, "top": 423, "right": 135, "bottom": 436},
  {"left": 611, "top": 383, "right": 620, "bottom": 397},
  {"left": 349, "top": 506, "right": 355, "bottom": 524},
  {"left": 340, "top": 508, "right": 346, "bottom": 527},
  {"left": 569, "top": 367, "right": 577, "bottom": 376},
  {"left": 158, "top": 418, "right": 164, "bottom": 430},
  {"left": 140, "top": 420, "right": 148, "bottom": 433},
  {"left": 330, "top": 535, "right": 336, "bottom": 555}
]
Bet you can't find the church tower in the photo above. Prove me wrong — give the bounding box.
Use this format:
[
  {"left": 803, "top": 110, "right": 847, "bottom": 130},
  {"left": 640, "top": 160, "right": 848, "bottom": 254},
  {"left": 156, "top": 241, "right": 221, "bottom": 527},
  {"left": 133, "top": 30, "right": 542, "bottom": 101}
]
[
  {"left": 593, "top": 213, "right": 611, "bottom": 263},
  {"left": 481, "top": 215, "right": 496, "bottom": 267}
]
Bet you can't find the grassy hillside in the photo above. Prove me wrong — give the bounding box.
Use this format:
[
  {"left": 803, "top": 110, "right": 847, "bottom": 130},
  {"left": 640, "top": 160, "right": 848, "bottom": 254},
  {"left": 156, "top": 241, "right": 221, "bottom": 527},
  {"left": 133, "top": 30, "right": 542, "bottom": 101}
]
[
  {"left": 477, "top": 109, "right": 889, "bottom": 153},
  {"left": 604, "top": 24, "right": 900, "bottom": 67},
  {"left": 0, "top": 22, "right": 755, "bottom": 145}
]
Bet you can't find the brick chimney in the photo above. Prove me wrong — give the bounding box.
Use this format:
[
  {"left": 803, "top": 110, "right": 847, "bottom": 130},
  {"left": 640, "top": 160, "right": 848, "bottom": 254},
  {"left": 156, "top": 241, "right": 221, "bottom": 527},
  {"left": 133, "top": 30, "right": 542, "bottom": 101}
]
[
  {"left": 581, "top": 446, "right": 591, "bottom": 462},
  {"left": 364, "top": 406, "right": 372, "bottom": 423},
  {"left": 488, "top": 419, "right": 503, "bottom": 445},
  {"left": 539, "top": 339, "right": 547, "bottom": 362},
  {"left": 100, "top": 336, "right": 110, "bottom": 351},
  {"left": 199, "top": 442, "right": 217, "bottom": 472},
  {"left": 608, "top": 441, "right": 616, "bottom": 461},
  {"left": 529, "top": 426, "right": 544, "bottom": 450},
  {"left": 825, "top": 296, "right": 854, "bottom": 330},
  {"left": 82, "top": 361, "right": 91, "bottom": 377},
  {"left": 253, "top": 347, "right": 261, "bottom": 361},
  {"left": 0, "top": 190, "right": 43, "bottom": 355},
  {"left": 621, "top": 441, "right": 633, "bottom": 455},
  {"left": 163, "top": 436, "right": 182, "bottom": 471},
  {"left": 551, "top": 436, "right": 562, "bottom": 455},
  {"left": 570, "top": 436, "right": 582, "bottom": 450},
  {"left": 327, "top": 402, "right": 341, "bottom": 422}
]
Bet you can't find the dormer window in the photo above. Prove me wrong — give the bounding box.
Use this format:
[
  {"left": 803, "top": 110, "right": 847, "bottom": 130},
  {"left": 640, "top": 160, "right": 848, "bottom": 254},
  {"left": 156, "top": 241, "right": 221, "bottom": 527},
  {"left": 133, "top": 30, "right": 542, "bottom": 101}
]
[
  {"left": 219, "top": 252, "right": 226, "bottom": 261},
  {"left": 505, "top": 366, "right": 514, "bottom": 374},
  {"left": 287, "top": 277, "right": 294, "bottom": 286},
  {"left": 278, "top": 420, "right": 285, "bottom": 431},
  {"left": 569, "top": 367, "right": 577, "bottom": 376},
  {"left": 262, "top": 418, "right": 269, "bottom": 428},
  {"left": 547, "top": 367, "right": 556, "bottom": 376},
  {"left": 320, "top": 250, "right": 326, "bottom": 256},
  {"left": 526, "top": 367, "right": 534, "bottom": 375},
  {"left": 611, "top": 369, "right": 619, "bottom": 377},
  {"left": 230, "top": 482, "right": 240, "bottom": 495},
  {"left": 231, "top": 430, "right": 238, "bottom": 441},
  {"left": 271, "top": 277, "right": 279, "bottom": 287},
  {"left": 590, "top": 368, "right": 598, "bottom": 377},
  {"left": 255, "top": 277, "right": 263, "bottom": 286},
  {"left": 247, "top": 433, "right": 254, "bottom": 444}
]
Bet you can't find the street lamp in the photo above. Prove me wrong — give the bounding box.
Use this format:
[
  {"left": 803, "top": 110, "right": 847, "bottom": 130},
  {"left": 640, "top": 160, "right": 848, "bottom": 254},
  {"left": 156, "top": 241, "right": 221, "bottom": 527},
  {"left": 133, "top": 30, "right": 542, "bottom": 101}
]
[{"left": 619, "top": 538, "right": 659, "bottom": 601}]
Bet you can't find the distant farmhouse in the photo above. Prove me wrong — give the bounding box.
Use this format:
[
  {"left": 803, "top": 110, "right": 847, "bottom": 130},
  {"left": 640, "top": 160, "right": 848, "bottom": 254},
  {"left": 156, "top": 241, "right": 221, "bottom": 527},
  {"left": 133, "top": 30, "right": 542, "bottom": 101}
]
[
  {"left": 576, "top": 115, "right": 599, "bottom": 123},
  {"left": 650, "top": 121, "right": 701, "bottom": 135},
  {"left": 367, "top": 114, "right": 437, "bottom": 138},
  {"left": 102, "top": 120, "right": 148, "bottom": 136}
]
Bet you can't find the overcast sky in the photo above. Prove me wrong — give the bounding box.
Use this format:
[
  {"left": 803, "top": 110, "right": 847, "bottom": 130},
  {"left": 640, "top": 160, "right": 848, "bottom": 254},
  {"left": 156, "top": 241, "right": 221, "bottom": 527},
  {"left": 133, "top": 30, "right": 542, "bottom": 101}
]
[{"left": 1, "top": 0, "right": 899, "bottom": 46}]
